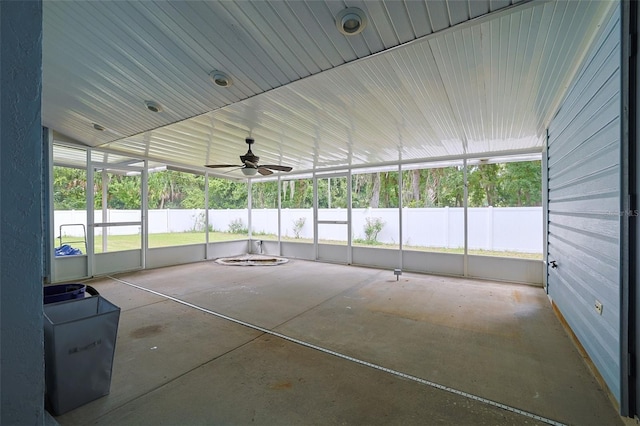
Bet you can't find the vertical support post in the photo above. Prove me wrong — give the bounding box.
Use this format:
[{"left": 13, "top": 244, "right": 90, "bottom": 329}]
[
  {"left": 347, "top": 171, "right": 352, "bottom": 265},
  {"left": 86, "top": 148, "right": 95, "bottom": 277},
  {"left": 398, "top": 162, "right": 403, "bottom": 270},
  {"left": 277, "top": 176, "right": 282, "bottom": 256},
  {"left": 141, "top": 160, "right": 148, "bottom": 269},
  {"left": 463, "top": 159, "right": 469, "bottom": 277},
  {"left": 204, "top": 172, "right": 209, "bottom": 259},
  {"left": 313, "top": 173, "right": 318, "bottom": 260},
  {"left": 101, "top": 169, "right": 108, "bottom": 253},
  {"left": 247, "top": 179, "right": 253, "bottom": 253}
]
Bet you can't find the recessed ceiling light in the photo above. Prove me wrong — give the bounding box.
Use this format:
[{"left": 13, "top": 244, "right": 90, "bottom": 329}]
[
  {"left": 144, "top": 100, "right": 163, "bottom": 113},
  {"left": 336, "top": 7, "right": 367, "bottom": 36},
  {"left": 209, "top": 71, "right": 232, "bottom": 88},
  {"left": 92, "top": 123, "right": 105, "bottom": 131}
]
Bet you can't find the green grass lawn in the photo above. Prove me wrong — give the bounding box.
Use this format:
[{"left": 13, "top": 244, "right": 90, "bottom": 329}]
[
  {"left": 59, "top": 232, "right": 248, "bottom": 253},
  {"left": 253, "top": 235, "right": 542, "bottom": 259},
  {"left": 58, "top": 232, "right": 542, "bottom": 259}
]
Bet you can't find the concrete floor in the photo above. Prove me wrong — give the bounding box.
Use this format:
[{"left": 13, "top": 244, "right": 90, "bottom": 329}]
[{"left": 53, "top": 259, "right": 624, "bottom": 425}]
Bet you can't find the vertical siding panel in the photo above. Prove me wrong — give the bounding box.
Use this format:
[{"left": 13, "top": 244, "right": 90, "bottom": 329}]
[{"left": 547, "top": 5, "right": 621, "bottom": 402}]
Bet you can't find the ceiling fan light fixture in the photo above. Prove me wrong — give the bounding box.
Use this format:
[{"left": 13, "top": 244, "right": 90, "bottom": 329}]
[
  {"left": 210, "top": 71, "right": 232, "bottom": 88},
  {"left": 336, "top": 7, "right": 367, "bottom": 35},
  {"left": 144, "top": 100, "right": 163, "bottom": 113},
  {"left": 241, "top": 167, "right": 258, "bottom": 176},
  {"left": 205, "top": 137, "right": 292, "bottom": 176}
]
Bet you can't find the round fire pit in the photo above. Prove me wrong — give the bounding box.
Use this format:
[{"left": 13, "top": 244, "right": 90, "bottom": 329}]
[{"left": 215, "top": 254, "right": 289, "bottom": 266}]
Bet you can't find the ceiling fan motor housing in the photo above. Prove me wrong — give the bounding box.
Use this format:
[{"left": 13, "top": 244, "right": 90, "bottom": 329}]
[
  {"left": 240, "top": 153, "right": 259, "bottom": 166},
  {"left": 241, "top": 138, "right": 259, "bottom": 166}
]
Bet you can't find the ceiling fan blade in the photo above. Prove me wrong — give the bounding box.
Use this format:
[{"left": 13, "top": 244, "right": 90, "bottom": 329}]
[
  {"left": 260, "top": 165, "right": 293, "bottom": 172},
  {"left": 257, "top": 167, "right": 273, "bottom": 176},
  {"left": 244, "top": 160, "right": 258, "bottom": 168},
  {"left": 205, "top": 164, "right": 243, "bottom": 168},
  {"left": 223, "top": 167, "right": 244, "bottom": 174}
]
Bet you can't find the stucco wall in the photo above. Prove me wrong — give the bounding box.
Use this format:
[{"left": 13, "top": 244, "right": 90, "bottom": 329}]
[{"left": 0, "top": 1, "right": 46, "bottom": 423}]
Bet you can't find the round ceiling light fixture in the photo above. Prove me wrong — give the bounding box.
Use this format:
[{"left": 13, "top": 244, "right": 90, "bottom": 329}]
[
  {"left": 336, "top": 7, "right": 367, "bottom": 36},
  {"left": 210, "top": 70, "right": 232, "bottom": 88},
  {"left": 241, "top": 167, "right": 258, "bottom": 176},
  {"left": 144, "top": 100, "right": 163, "bottom": 113}
]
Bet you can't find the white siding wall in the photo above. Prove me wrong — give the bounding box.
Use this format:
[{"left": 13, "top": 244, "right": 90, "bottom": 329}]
[{"left": 547, "top": 5, "right": 621, "bottom": 403}]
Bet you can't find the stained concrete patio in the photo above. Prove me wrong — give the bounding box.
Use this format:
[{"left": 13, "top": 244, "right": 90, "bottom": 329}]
[{"left": 53, "top": 259, "right": 623, "bottom": 425}]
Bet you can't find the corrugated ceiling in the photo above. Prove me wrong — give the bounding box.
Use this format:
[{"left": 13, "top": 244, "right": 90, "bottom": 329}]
[{"left": 44, "top": 0, "right": 616, "bottom": 177}]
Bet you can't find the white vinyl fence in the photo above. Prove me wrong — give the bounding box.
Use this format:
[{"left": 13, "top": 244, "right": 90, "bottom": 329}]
[{"left": 55, "top": 207, "right": 542, "bottom": 253}]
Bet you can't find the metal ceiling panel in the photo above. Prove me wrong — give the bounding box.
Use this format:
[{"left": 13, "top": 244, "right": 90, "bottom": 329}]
[
  {"left": 44, "top": 0, "right": 615, "bottom": 177},
  {"left": 101, "top": 0, "right": 616, "bottom": 176},
  {"left": 106, "top": 34, "right": 463, "bottom": 175},
  {"left": 43, "top": 0, "right": 521, "bottom": 150},
  {"left": 429, "top": 0, "right": 615, "bottom": 155},
  {"left": 425, "top": 1, "right": 451, "bottom": 32},
  {"left": 53, "top": 144, "right": 87, "bottom": 169}
]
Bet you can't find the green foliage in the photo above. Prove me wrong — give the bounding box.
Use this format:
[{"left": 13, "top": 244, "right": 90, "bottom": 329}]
[
  {"left": 252, "top": 181, "right": 279, "bottom": 208},
  {"left": 148, "top": 170, "right": 205, "bottom": 209},
  {"left": 53, "top": 166, "right": 87, "bottom": 210},
  {"left": 499, "top": 161, "right": 542, "bottom": 206},
  {"left": 400, "top": 162, "right": 541, "bottom": 208},
  {"left": 468, "top": 163, "right": 499, "bottom": 207},
  {"left": 400, "top": 167, "right": 464, "bottom": 207},
  {"left": 53, "top": 160, "right": 541, "bottom": 212},
  {"left": 317, "top": 177, "right": 349, "bottom": 208},
  {"left": 292, "top": 217, "right": 306, "bottom": 238},
  {"left": 281, "top": 179, "right": 313, "bottom": 208},
  {"left": 352, "top": 172, "right": 399, "bottom": 208},
  {"left": 467, "top": 162, "right": 541, "bottom": 207},
  {"left": 364, "top": 217, "right": 385, "bottom": 243},
  {"left": 103, "top": 174, "right": 142, "bottom": 209},
  {"left": 228, "top": 218, "right": 248, "bottom": 234},
  {"left": 208, "top": 178, "right": 247, "bottom": 209}
]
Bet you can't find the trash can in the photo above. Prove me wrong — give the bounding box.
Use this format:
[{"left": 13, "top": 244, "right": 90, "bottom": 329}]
[
  {"left": 43, "top": 283, "right": 87, "bottom": 304},
  {"left": 43, "top": 286, "right": 120, "bottom": 415}
]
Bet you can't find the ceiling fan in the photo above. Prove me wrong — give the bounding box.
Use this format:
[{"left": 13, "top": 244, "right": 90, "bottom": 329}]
[{"left": 205, "top": 138, "right": 293, "bottom": 176}]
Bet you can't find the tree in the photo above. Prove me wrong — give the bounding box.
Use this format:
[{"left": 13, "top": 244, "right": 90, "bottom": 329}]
[
  {"left": 53, "top": 159, "right": 542, "bottom": 212},
  {"left": 437, "top": 167, "right": 464, "bottom": 207},
  {"left": 369, "top": 173, "right": 380, "bottom": 208},
  {"left": 379, "top": 172, "right": 399, "bottom": 207},
  {"left": 281, "top": 179, "right": 313, "bottom": 208},
  {"left": 500, "top": 161, "right": 541, "bottom": 206},
  {"left": 424, "top": 168, "right": 441, "bottom": 206},
  {"left": 208, "top": 178, "right": 247, "bottom": 209},
  {"left": 468, "top": 163, "right": 499, "bottom": 207},
  {"left": 467, "top": 162, "right": 541, "bottom": 207},
  {"left": 252, "top": 181, "right": 278, "bottom": 208},
  {"left": 352, "top": 174, "right": 371, "bottom": 208},
  {"left": 410, "top": 169, "right": 420, "bottom": 204},
  {"left": 104, "top": 174, "right": 141, "bottom": 209},
  {"left": 53, "top": 166, "right": 87, "bottom": 210},
  {"left": 316, "top": 177, "right": 348, "bottom": 208}
]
